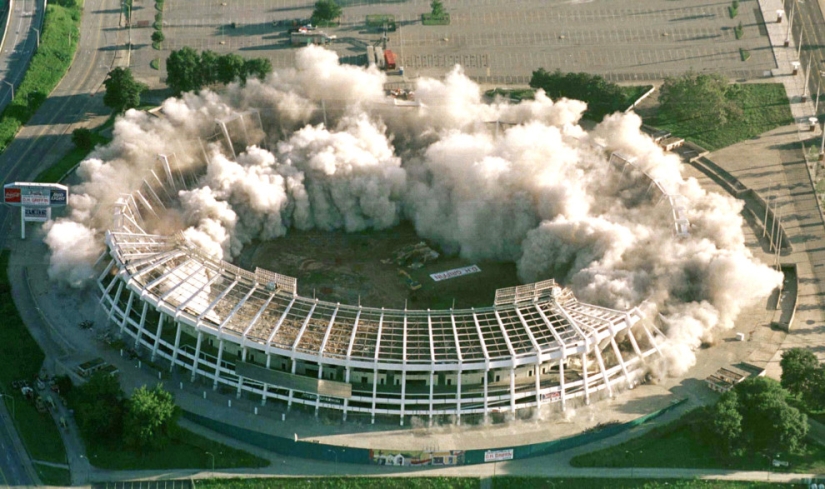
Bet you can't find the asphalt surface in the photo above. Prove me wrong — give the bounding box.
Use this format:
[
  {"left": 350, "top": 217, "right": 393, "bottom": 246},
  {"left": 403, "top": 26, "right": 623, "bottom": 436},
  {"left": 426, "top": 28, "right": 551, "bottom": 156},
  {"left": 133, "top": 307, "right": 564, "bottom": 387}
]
[
  {"left": 0, "top": 0, "right": 124, "bottom": 250},
  {"left": 0, "top": 0, "right": 43, "bottom": 112},
  {"left": 0, "top": 401, "right": 34, "bottom": 487}
]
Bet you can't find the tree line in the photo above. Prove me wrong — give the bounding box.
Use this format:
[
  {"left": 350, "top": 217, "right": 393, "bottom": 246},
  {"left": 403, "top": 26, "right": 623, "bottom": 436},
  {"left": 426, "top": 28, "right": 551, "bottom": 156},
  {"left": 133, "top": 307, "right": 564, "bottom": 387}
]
[
  {"left": 529, "top": 68, "right": 634, "bottom": 121},
  {"left": 166, "top": 47, "right": 273, "bottom": 95}
]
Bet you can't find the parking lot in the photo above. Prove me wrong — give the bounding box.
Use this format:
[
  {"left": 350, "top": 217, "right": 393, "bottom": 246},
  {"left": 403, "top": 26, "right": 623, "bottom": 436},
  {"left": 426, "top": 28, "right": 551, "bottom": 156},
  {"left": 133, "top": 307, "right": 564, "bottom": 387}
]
[{"left": 133, "top": 0, "right": 777, "bottom": 85}]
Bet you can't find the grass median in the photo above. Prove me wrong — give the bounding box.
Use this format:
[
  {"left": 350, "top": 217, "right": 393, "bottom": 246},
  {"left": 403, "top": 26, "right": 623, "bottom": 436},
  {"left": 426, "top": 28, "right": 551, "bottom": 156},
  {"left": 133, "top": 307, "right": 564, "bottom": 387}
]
[
  {"left": 0, "top": 251, "right": 68, "bottom": 480},
  {"left": 0, "top": 0, "right": 81, "bottom": 154}
]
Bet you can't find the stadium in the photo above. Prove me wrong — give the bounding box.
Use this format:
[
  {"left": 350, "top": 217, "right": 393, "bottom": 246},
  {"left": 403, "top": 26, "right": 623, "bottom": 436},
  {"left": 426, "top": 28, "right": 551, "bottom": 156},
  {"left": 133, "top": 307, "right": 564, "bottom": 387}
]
[{"left": 94, "top": 140, "right": 675, "bottom": 426}]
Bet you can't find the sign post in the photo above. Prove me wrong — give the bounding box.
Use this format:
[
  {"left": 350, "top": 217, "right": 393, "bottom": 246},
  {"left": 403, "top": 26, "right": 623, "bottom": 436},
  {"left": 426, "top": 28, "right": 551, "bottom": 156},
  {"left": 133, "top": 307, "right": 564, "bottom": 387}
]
[{"left": 3, "top": 182, "right": 69, "bottom": 239}]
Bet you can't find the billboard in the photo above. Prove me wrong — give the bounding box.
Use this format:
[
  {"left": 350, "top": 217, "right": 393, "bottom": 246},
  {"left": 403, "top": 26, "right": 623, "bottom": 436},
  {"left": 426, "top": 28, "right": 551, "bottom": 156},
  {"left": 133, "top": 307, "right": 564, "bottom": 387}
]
[
  {"left": 24, "top": 208, "right": 49, "bottom": 222},
  {"left": 3, "top": 182, "right": 68, "bottom": 207}
]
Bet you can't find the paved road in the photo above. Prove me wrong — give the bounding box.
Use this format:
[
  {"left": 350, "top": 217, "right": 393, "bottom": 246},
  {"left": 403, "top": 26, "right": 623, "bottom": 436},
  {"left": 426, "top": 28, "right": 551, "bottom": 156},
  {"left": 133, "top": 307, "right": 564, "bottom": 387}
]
[
  {"left": 0, "top": 0, "right": 44, "bottom": 112},
  {"left": 0, "top": 0, "right": 124, "bottom": 249},
  {"left": 0, "top": 398, "right": 36, "bottom": 487}
]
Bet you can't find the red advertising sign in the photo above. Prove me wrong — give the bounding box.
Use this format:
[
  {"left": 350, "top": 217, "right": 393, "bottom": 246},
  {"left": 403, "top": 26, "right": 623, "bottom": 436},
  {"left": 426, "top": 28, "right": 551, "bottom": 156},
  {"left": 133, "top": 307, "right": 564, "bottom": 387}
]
[{"left": 4, "top": 187, "right": 21, "bottom": 204}]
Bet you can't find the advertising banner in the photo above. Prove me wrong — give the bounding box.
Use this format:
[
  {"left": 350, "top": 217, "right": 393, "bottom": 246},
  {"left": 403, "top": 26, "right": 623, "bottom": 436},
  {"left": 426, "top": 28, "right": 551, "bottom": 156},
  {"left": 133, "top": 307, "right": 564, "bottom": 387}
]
[
  {"left": 430, "top": 265, "right": 481, "bottom": 282},
  {"left": 4, "top": 187, "right": 20, "bottom": 204},
  {"left": 24, "top": 208, "right": 49, "bottom": 222},
  {"left": 484, "top": 449, "right": 514, "bottom": 462},
  {"left": 3, "top": 182, "right": 69, "bottom": 207}
]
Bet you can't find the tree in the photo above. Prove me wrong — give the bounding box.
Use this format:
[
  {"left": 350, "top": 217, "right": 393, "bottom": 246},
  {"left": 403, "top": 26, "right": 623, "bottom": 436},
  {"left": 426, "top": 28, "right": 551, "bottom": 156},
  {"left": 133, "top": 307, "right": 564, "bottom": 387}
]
[
  {"left": 805, "top": 367, "right": 825, "bottom": 411},
  {"left": 780, "top": 348, "right": 819, "bottom": 398},
  {"left": 431, "top": 0, "right": 446, "bottom": 18},
  {"left": 71, "top": 128, "right": 94, "bottom": 151},
  {"left": 733, "top": 377, "right": 808, "bottom": 455},
  {"left": 705, "top": 390, "right": 742, "bottom": 455},
  {"left": 529, "top": 68, "right": 628, "bottom": 121},
  {"left": 166, "top": 47, "right": 203, "bottom": 95},
  {"left": 243, "top": 57, "right": 273, "bottom": 83},
  {"left": 123, "top": 384, "right": 179, "bottom": 451},
  {"left": 151, "top": 30, "right": 165, "bottom": 44},
  {"left": 217, "top": 53, "right": 246, "bottom": 85},
  {"left": 657, "top": 71, "right": 740, "bottom": 127},
  {"left": 199, "top": 50, "right": 220, "bottom": 87},
  {"left": 71, "top": 372, "right": 125, "bottom": 442},
  {"left": 103, "top": 67, "right": 147, "bottom": 113},
  {"left": 310, "top": 0, "right": 342, "bottom": 25}
]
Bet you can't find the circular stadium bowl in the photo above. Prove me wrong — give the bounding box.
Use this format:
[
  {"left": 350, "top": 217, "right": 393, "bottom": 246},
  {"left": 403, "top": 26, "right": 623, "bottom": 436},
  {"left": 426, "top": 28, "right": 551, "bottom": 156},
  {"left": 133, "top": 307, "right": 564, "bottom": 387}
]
[{"left": 96, "top": 145, "right": 672, "bottom": 426}]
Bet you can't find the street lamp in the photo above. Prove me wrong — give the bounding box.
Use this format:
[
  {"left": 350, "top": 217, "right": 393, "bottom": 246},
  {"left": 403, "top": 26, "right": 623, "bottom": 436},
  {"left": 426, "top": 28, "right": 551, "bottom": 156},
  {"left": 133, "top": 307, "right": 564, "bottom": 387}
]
[
  {"left": 0, "top": 393, "right": 15, "bottom": 419},
  {"left": 206, "top": 451, "right": 215, "bottom": 471}
]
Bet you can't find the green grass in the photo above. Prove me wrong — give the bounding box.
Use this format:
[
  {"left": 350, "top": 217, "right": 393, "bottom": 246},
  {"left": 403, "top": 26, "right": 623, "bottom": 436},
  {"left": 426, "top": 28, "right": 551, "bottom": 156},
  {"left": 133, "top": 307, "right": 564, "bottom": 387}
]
[
  {"left": 493, "top": 478, "right": 795, "bottom": 489},
  {"left": 649, "top": 83, "right": 793, "bottom": 151},
  {"left": 35, "top": 132, "right": 109, "bottom": 183},
  {"left": 197, "top": 478, "right": 478, "bottom": 489},
  {"left": 365, "top": 14, "right": 396, "bottom": 30},
  {"left": 150, "top": 58, "right": 160, "bottom": 70},
  {"left": 34, "top": 464, "right": 71, "bottom": 486},
  {"left": 740, "top": 48, "right": 751, "bottom": 61},
  {"left": 0, "top": 2, "right": 81, "bottom": 154},
  {"left": 82, "top": 426, "right": 268, "bottom": 470},
  {"left": 570, "top": 409, "right": 825, "bottom": 474},
  {"left": 0, "top": 251, "right": 68, "bottom": 464},
  {"left": 192, "top": 478, "right": 799, "bottom": 489},
  {"left": 422, "top": 13, "right": 450, "bottom": 25}
]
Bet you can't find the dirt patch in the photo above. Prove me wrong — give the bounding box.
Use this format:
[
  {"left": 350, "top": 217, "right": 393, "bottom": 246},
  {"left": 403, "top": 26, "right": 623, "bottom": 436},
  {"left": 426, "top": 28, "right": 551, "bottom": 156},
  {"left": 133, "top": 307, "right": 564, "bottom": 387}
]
[{"left": 236, "top": 222, "right": 520, "bottom": 309}]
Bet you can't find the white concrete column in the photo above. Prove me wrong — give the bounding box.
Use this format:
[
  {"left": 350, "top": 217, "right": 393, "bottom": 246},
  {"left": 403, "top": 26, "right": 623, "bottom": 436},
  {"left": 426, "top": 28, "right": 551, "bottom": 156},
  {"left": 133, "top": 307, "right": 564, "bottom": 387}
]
[
  {"left": 400, "top": 368, "right": 407, "bottom": 426},
  {"left": 212, "top": 339, "right": 224, "bottom": 390},
  {"left": 315, "top": 364, "right": 324, "bottom": 417},
  {"left": 190, "top": 331, "right": 203, "bottom": 382},
  {"left": 118, "top": 290, "right": 136, "bottom": 337},
  {"left": 534, "top": 362, "right": 541, "bottom": 411},
  {"left": 482, "top": 367, "right": 489, "bottom": 423},
  {"left": 169, "top": 321, "right": 183, "bottom": 373},
  {"left": 262, "top": 353, "right": 271, "bottom": 406},
  {"left": 151, "top": 313, "right": 165, "bottom": 362},
  {"left": 108, "top": 282, "right": 125, "bottom": 323},
  {"left": 509, "top": 367, "right": 516, "bottom": 418},
  {"left": 428, "top": 370, "right": 435, "bottom": 425},
  {"left": 287, "top": 358, "right": 297, "bottom": 410},
  {"left": 342, "top": 367, "right": 350, "bottom": 421},
  {"left": 371, "top": 368, "right": 379, "bottom": 424},
  {"left": 559, "top": 356, "right": 566, "bottom": 411},
  {"left": 582, "top": 353, "right": 590, "bottom": 405},
  {"left": 593, "top": 345, "right": 614, "bottom": 398},
  {"left": 456, "top": 368, "right": 462, "bottom": 425},
  {"left": 134, "top": 302, "right": 149, "bottom": 348}
]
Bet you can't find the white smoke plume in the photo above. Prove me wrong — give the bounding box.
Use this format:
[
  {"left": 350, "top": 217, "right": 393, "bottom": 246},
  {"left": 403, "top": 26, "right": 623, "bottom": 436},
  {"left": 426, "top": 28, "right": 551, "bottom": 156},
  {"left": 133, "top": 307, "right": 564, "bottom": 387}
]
[{"left": 45, "top": 45, "right": 782, "bottom": 375}]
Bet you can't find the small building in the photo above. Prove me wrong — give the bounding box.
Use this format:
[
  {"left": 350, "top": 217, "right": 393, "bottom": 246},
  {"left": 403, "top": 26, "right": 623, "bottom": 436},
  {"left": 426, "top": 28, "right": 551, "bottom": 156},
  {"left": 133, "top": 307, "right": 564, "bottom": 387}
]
[
  {"left": 659, "top": 136, "right": 685, "bottom": 152},
  {"left": 705, "top": 366, "right": 750, "bottom": 393}
]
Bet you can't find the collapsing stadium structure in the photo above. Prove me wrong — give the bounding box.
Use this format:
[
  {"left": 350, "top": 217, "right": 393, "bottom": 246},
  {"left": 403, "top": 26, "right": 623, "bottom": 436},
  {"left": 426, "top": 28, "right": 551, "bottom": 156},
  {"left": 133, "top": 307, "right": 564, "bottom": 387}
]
[{"left": 94, "top": 139, "right": 683, "bottom": 426}]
